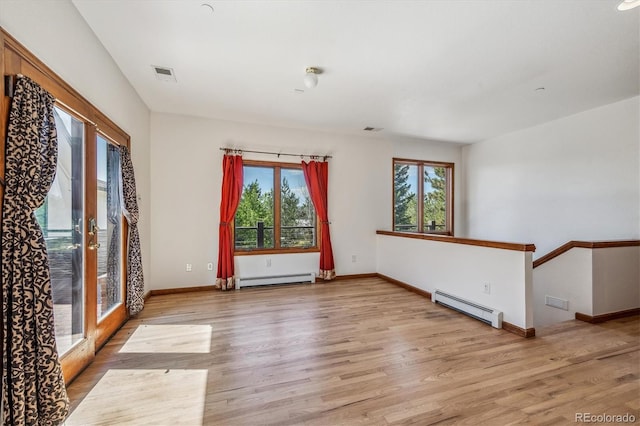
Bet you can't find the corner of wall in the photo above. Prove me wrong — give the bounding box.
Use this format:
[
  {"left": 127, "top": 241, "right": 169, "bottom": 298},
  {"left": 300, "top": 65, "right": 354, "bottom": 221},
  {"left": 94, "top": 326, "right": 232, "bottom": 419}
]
[{"left": 524, "top": 252, "right": 534, "bottom": 329}]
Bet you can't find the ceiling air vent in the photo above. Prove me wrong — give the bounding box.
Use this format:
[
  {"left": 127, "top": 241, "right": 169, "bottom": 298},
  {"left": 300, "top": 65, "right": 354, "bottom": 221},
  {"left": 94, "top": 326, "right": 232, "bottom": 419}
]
[
  {"left": 363, "top": 126, "right": 383, "bottom": 132},
  {"left": 152, "top": 65, "right": 177, "bottom": 82}
]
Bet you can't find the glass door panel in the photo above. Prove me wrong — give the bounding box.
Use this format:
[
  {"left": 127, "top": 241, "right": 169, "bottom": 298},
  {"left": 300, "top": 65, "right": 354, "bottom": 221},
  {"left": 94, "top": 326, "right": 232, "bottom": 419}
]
[
  {"left": 96, "top": 136, "right": 123, "bottom": 320},
  {"left": 36, "top": 107, "right": 85, "bottom": 355}
]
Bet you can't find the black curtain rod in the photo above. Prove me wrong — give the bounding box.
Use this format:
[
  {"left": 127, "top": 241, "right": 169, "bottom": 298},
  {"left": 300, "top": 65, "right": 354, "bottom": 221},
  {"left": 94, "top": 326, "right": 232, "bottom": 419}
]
[
  {"left": 4, "top": 75, "right": 16, "bottom": 98},
  {"left": 220, "top": 147, "right": 332, "bottom": 160}
]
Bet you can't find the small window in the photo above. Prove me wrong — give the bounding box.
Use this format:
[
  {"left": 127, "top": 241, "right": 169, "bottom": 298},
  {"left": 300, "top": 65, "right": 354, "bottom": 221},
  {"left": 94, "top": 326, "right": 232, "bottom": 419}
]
[
  {"left": 393, "top": 158, "right": 454, "bottom": 235},
  {"left": 234, "top": 160, "right": 318, "bottom": 253}
]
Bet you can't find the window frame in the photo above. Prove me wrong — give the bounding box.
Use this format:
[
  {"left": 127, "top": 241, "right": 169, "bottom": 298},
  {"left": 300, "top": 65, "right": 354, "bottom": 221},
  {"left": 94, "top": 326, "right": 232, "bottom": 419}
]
[
  {"left": 392, "top": 157, "right": 454, "bottom": 236},
  {"left": 234, "top": 159, "right": 320, "bottom": 255}
]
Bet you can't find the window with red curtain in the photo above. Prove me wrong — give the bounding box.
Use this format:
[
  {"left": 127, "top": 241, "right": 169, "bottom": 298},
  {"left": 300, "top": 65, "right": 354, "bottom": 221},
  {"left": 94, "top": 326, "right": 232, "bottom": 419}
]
[{"left": 234, "top": 160, "right": 319, "bottom": 254}]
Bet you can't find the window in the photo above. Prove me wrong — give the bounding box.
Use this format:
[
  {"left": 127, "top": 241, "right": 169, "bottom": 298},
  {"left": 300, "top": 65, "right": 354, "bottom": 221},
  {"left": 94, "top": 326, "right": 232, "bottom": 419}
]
[
  {"left": 96, "top": 135, "right": 123, "bottom": 320},
  {"left": 234, "top": 160, "right": 318, "bottom": 253},
  {"left": 37, "top": 106, "right": 85, "bottom": 355},
  {"left": 393, "top": 158, "right": 454, "bottom": 235}
]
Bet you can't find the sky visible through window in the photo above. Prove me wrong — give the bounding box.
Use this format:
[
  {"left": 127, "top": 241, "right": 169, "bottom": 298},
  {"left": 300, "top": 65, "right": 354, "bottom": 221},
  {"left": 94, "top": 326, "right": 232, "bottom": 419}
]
[
  {"left": 97, "top": 135, "right": 107, "bottom": 182},
  {"left": 244, "top": 166, "right": 273, "bottom": 193},
  {"left": 405, "top": 165, "right": 436, "bottom": 196},
  {"left": 244, "top": 166, "right": 310, "bottom": 205}
]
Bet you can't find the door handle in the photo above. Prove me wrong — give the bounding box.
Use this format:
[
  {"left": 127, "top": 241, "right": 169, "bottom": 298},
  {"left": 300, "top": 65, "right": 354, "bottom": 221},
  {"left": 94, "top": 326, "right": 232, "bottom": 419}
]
[
  {"left": 88, "top": 217, "right": 99, "bottom": 236},
  {"left": 88, "top": 217, "right": 100, "bottom": 250}
]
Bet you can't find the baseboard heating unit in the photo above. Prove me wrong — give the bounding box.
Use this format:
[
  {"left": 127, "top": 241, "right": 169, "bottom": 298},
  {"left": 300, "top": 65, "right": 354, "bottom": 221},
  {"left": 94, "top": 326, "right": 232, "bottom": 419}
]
[
  {"left": 235, "top": 272, "right": 316, "bottom": 290},
  {"left": 431, "top": 289, "right": 503, "bottom": 329}
]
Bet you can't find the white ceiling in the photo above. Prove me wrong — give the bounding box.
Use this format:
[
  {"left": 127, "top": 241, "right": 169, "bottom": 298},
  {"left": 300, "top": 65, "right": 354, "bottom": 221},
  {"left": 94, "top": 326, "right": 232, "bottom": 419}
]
[{"left": 72, "top": 0, "right": 639, "bottom": 144}]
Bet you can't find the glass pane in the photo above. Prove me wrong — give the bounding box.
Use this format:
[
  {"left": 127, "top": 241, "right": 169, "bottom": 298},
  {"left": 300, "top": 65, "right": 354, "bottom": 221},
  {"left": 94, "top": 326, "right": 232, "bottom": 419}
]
[
  {"left": 97, "top": 136, "right": 122, "bottom": 320},
  {"left": 393, "top": 163, "right": 418, "bottom": 232},
  {"left": 36, "top": 107, "right": 84, "bottom": 355},
  {"left": 280, "top": 168, "right": 316, "bottom": 248},
  {"left": 423, "top": 166, "right": 447, "bottom": 232},
  {"left": 235, "top": 166, "right": 274, "bottom": 249}
]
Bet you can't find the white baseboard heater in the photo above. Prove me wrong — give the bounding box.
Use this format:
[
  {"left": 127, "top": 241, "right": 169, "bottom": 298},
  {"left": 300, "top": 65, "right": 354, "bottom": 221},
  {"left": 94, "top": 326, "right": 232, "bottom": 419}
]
[
  {"left": 235, "top": 272, "right": 316, "bottom": 290},
  {"left": 431, "top": 290, "right": 503, "bottom": 329}
]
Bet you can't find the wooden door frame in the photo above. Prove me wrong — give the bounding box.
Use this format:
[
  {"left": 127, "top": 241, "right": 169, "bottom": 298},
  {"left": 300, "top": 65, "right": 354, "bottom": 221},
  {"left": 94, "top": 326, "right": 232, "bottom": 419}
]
[{"left": 0, "top": 27, "right": 131, "bottom": 383}]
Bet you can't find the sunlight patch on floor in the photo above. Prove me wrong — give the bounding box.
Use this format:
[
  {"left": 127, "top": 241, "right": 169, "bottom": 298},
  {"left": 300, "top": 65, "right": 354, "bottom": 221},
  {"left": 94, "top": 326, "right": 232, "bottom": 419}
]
[
  {"left": 119, "top": 324, "right": 212, "bottom": 353},
  {"left": 66, "top": 369, "right": 208, "bottom": 425}
]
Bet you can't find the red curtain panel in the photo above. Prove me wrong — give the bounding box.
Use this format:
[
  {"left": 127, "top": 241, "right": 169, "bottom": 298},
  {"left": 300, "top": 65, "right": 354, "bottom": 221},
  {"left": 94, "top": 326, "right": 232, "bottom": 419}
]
[
  {"left": 216, "top": 155, "right": 244, "bottom": 290},
  {"left": 302, "top": 161, "right": 336, "bottom": 280}
]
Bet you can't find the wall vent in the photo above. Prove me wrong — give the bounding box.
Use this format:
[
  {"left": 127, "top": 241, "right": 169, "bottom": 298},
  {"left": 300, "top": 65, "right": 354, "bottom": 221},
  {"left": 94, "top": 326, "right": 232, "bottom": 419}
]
[
  {"left": 545, "top": 295, "right": 569, "bottom": 310},
  {"left": 152, "top": 66, "right": 177, "bottom": 82}
]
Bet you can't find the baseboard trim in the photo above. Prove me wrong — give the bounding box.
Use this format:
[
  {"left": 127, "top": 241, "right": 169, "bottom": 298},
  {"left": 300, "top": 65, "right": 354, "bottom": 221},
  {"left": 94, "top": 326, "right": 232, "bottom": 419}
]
[
  {"left": 334, "top": 273, "right": 378, "bottom": 281},
  {"left": 575, "top": 308, "right": 640, "bottom": 324},
  {"left": 149, "top": 285, "right": 215, "bottom": 297},
  {"left": 376, "top": 273, "right": 432, "bottom": 299},
  {"left": 502, "top": 321, "right": 536, "bottom": 338},
  {"left": 148, "top": 275, "right": 379, "bottom": 296},
  {"left": 376, "top": 273, "right": 535, "bottom": 338}
]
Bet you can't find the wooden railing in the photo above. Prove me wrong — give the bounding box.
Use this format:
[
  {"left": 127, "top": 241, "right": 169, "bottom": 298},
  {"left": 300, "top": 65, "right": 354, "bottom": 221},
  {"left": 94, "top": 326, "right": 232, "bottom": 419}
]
[
  {"left": 533, "top": 240, "right": 640, "bottom": 268},
  {"left": 376, "top": 230, "right": 536, "bottom": 252}
]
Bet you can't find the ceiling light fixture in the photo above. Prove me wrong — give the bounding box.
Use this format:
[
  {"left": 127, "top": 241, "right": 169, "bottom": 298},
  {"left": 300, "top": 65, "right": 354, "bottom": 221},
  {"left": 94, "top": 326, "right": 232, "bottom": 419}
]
[
  {"left": 617, "top": 0, "right": 640, "bottom": 10},
  {"left": 304, "top": 67, "right": 322, "bottom": 88}
]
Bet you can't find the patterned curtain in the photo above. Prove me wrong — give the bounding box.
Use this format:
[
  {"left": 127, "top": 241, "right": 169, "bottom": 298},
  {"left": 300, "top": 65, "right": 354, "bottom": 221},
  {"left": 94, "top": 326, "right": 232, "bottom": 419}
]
[
  {"left": 216, "top": 154, "right": 243, "bottom": 290},
  {"left": 120, "top": 146, "right": 144, "bottom": 315},
  {"left": 1, "top": 76, "right": 69, "bottom": 425},
  {"left": 302, "top": 161, "right": 336, "bottom": 280},
  {"left": 106, "top": 145, "right": 122, "bottom": 308}
]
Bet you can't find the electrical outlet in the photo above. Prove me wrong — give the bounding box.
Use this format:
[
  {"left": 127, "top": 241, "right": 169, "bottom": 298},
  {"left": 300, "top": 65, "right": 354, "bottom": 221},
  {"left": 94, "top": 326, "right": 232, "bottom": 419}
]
[
  {"left": 351, "top": 255, "right": 357, "bottom": 263},
  {"left": 186, "top": 263, "right": 192, "bottom": 272},
  {"left": 266, "top": 258, "right": 272, "bottom": 267},
  {"left": 483, "top": 283, "right": 491, "bottom": 294},
  {"left": 207, "top": 262, "right": 213, "bottom": 271}
]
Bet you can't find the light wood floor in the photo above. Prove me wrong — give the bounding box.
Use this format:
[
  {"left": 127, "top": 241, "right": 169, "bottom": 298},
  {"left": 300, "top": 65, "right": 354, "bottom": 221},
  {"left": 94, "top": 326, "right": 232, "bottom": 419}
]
[{"left": 65, "top": 277, "right": 639, "bottom": 425}]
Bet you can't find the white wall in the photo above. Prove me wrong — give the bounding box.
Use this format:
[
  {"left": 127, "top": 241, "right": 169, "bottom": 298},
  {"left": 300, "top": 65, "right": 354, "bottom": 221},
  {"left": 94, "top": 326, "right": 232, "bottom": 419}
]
[
  {"left": 463, "top": 96, "right": 640, "bottom": 259},
  {"left": 533, "top": 248, "right": 593, "bottom": 327},
  {"left": 149, "top": 113, "right": 463, "bottom": 290},
  {"left": 592, "top": 246, "right": 640, "bottom": 316},
  {"left": 0, "top": 0, "right": 152, "bottom": 284},
  {"left": 376, "top": 234, "right": 533, "bottom": 329},
  {"left": 533, "top": 245, "right": 640, "bottom": 327}
]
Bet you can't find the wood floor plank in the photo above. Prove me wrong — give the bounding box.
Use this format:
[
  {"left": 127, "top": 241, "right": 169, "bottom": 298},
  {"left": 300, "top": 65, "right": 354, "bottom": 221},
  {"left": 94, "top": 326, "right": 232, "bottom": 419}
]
[{"left": 65, "top": 278, "right": 640, "bottom": 425}]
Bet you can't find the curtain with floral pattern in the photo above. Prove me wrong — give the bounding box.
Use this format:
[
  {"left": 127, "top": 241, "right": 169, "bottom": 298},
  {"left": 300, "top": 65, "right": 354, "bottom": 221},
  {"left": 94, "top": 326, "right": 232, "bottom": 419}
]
[
  {"left": 1, "top": 75, "right": 69, "bottom": 426},
  {"left": 120, "top": 146, "right": 145, "bottom": 315}
]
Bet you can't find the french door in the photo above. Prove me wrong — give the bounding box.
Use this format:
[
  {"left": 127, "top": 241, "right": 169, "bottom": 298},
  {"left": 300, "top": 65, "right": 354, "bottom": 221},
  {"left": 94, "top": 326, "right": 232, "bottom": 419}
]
[
  {"left": 36, "top": 105, "right": 128, "bottom": 381},
  {"left": 1, "top": 29, "right": 132, "bottom": 383}
]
